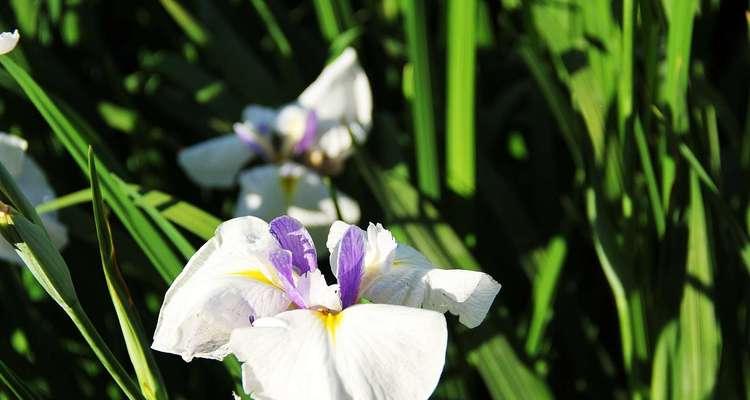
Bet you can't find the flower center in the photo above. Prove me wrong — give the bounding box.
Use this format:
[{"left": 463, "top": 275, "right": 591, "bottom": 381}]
[{"left": 314, "top": 310, "right": 343, "bottom": 342}]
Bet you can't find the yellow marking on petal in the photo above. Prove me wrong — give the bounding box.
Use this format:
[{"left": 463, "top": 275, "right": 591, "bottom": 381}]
[
  {"left": 279, "top": 174, "right": 299, "bottom": 207},
  {"left": 314, "top": 310, "right": 343, "bottom": 343},
  {"left": 232, "top": 269, "right": 278, "bottom": 289}
]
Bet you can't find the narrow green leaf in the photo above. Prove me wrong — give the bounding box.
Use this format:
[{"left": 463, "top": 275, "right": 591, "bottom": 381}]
[
  {"left": 618, "top": 0, "right": 634, "bottom": 137},
  {"left": 469, "top": 335, "right": 552, "bottom": 400},
  {"left": 678, "top": 143, "right": 719, "bottom": 194},
  {"left": 445, "top": 0, "right": 476, "bottom": 197},
  {"left": 312, "top": 0, "right": 341, "bottom": 41},
  {"left": 634, "top": 118, "right": 665, "bottom": 237},
  {"left": 0, "top": 207, "right": 143, "bottom": 400},
  {"left": 675, "top": 172, "right": 721, "bottom": 399},
  {"left": 36, "top": 188, "right": 92, "bottom": 215},
  {"left": 248, "top": 0, "right": 292, "bottom": 57},
  {"left": 119, "top": 179, "right": 195, "bottom": 260},
  {"left": 661, "top": 0, "right": 698, "bottom": 133},
  {"left": 0, "top": 56, "right": 183, "bottom": 282},
  {"left": 0, "top": 359, "right": 38, "bottom": 400},
  {"left": 525, "top": 236, "right": 567, "bottom": 356},
  {"left": 402, "top": 0, "right": 440, "bottom": 199},
  {"left": 137, "top": 190, "right": 221, "bottom": 240},
  {"left": 650, "top": 321, "right": 678, "bottom": 400},
  {"left": 89, "top": 149, "right": 169, "bottom": 400},
  {"left": 158, "top": 0, "right": 209, "bottom": 45}
]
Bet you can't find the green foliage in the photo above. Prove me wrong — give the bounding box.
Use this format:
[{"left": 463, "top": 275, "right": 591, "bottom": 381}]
[{"left": 0, "top": 0, "right": 748, "bottom": 399}]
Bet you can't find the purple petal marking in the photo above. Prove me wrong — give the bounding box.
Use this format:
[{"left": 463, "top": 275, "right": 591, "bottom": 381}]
[
  {"left": 294, "top": 110, "right": 318, "bottom": 155},
  {"left": 234, "top": 123, "right": 270, "bottom": 161},
  {"left": 336, "top": 226, "right": 366, "bottom": 309},
  {"left": 269, "top": 249, "right": 307, "bottom": 309},
  {"left": 269, "top": 216, "right": 317, "bottom": 274}
]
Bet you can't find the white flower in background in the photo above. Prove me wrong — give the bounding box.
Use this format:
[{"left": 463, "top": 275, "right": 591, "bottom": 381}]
[
  {"left": 327, "top": 221, "right": 502, "bottom": 328},
  {"left": 235, "top": 163, "right": 359, "bottom": 250},
  {"left": 177, "top": 48, "right": 370, "bottom": 244},
  {"left": 0, "top": 30, "right": 19, "bottom": 55},
  {"left": 0, "top": 132, "right": 68, "bottom": 264},
  {"left": 153, "top": 215, "right": 499, "bottom": 399}
]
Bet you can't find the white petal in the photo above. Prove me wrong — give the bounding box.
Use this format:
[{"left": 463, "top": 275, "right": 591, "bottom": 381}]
[
  {"left": 230, "top": 310, "right": 347, "bottom": 399},
  {"left": 298, "top": 48, "right": 372, "bottom": 160},
  {"left": 334, "top": 304, "right": 446, "bottom": 400},
  {"left": 275, "top": 104, "right": 308, "bottom": 145},
  {"left": 0, "top": 30, "right": 19, "bottom": 55},
  {"left": 241, "top": 105, "right": 278, "bottom": 131},
  {"left": 0, "top": 132, "right": 28, "bottom": 176},
  {"left": 236, "top": 163, "right": 360, "bottom": 255},
  {"left": 423, "top": 268, "right": 501, "bottom": 328},
  {"left": 152, "top": 216, "right": 290, "bottom": 361},
  {"left": 177, "top": 134, "right": 254, "bottom": 189},
  {"left": 363, "top": 222, "right": 396, "bottom": 275},
  {"left": 364, "top": 244, "right": 501, "bottom": 328},
  {"left": 296, "top": 269, "right": 341, "bottom": 312},
  {"left": 326, "top": 221, "right": 395, "bottom": 286},
  {"left": 230, "top": 304, "right": 446, "bottom": 400},
  {"left": 326, "top": 220, "right": 351, "bottom": 257}
]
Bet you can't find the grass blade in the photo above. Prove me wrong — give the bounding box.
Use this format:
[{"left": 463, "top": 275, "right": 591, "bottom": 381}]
[
  {"left": 0, "top": 56, "right": 184, "bottom": 282},
  {"left": 634, "top": 118, "right": 666, "bottom": 237},
  {"left": 248, "top": 0, "right": 292, "bottom": 58},
  {"left": 89, "top": 149, "right": 169, "bottom": 400},
  {"left": 0, "top": 201, "right": 143, "bottom": 400},
  {"left": 445, "top": 0, "right": 476, "bottom": 197},
  {"left": 675, "top": 172, "right": 721, "bottom": 399},
  {"left": 402, "top": 0, "right": 440, "bottom": 199},
  {"left": 525, "top": 236, "right": 567, "bottom": 356},
  {"left": 661, "top": 0, "right": 698, "bottom": 133},
  {"left": 0, "top": 359, "right": 39, "bottom": 400},
  {"left": 312, "top": 0, "right": 341, "bottom": 41}
]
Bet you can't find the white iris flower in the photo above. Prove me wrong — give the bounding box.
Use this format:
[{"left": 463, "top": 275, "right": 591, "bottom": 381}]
[
  {"left": 152, "top": 215, "right": 500, "bottom": 399},
  {"left": 0, "top": 132, "right": 68, "bottom": 263},
  {"left": 0, "top": 30, "right": 19, "bottom": 55},
  {"left": 177, "top": 48, "right": 371, "bottom": 241}
]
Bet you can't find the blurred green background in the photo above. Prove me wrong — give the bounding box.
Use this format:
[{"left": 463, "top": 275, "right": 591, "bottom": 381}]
[{"left": 0, "top": 0, "right": 749, "bottom": 399}]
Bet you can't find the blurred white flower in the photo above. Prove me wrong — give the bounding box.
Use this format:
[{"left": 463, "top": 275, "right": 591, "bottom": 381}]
[
  {"left": 177, "top": 48, "right": 370, "bottom": 253},
  {"left": 0, "top": 30, "right": 19, "bottom": 55},
  {"left": 235, "top": 162, "right": 359, "bottom": 253},
  {"left": 327, "top": 221, "right": 502, "bottom": 328},
  {"left": 0, "top": 132, "right": 68, "bottom": 264}
]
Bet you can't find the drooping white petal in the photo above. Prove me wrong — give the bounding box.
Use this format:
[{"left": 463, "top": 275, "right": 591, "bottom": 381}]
[
  {"left": 152, "top": 216, "right": 291, "bottom": 361},
  {"left": 230, "top": 304, "right": 446, "bottom": 400},
  {"left": 0, "top": 30, "right": 19, "bottom": 55},
  {"left": 235, "top": 163, "right": 360, "bottom": 254},
  {"left": 298, "top": 48, "right": 372, "bottom": 161},
  {"left": 0, "top": 133, "right": 67, "bottom": 264},
  {"left": 177, "top": 134, "right": 254, "bottom": 189},
  {"left": 364, "top": 244, "right": 501, "bottom": 328}
]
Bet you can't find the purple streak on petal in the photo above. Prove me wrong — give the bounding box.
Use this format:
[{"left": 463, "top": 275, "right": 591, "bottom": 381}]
[
  {"left": 269, "top": 216, "right": 318, "bottom": 274},
  {"left": 294, "top": 110, "right": 318, "bottom": 155},
  {"left": 269, "top": 249, "right": 307, "bottom": 309},
  {"left": 336, "top": 226, "right": 366, "bottom": 309},
  {"left": 234, "top": 123, "right": 269, "bottom": 161}
]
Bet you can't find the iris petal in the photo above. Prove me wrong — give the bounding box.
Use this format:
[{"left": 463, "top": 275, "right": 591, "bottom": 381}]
[
  {"left": 268, "top": 249, "right": 307, "bottom": 309},
  {"left": 334, "top": 226, "right": 366, "bottom": 308},
  {"left": 269, "top": 215, "right": 317, "bottom": 274}
]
